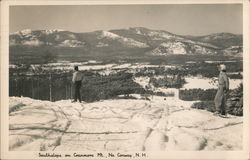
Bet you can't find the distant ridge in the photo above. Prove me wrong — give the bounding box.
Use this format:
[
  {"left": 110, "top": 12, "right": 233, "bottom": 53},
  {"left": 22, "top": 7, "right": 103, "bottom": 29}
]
[{"left": 10, "top": 27, "right": 243, "bottom": 58}]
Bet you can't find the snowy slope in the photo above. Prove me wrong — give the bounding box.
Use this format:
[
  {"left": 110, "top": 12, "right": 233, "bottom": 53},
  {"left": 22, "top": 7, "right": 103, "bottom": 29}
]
[
  {"left": 149, "top": 41, "right": 217, "bottom": 55},
  {"left": 147, "top": 30, "right": 178, "bottom": 40},
  {"left": 98, "top": 31, "right": 149, "bottom": 48},
  {"left": 9, "top": 96, "right": 242, "bottom": 151},
  {"left": 58, "top": 40, "right": 85, "bottom": 47},
  {"left": 185, "top": 32, "right": 242, "bottom": 49},
  {"left": 150, "top": 42, "right": 188, "bottom": 55}
]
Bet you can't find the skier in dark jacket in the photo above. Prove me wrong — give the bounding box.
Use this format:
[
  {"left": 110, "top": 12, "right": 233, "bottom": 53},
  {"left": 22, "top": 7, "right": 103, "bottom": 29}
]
[{"left": 72, "top": 66, "right": 83, "bottom": 103}]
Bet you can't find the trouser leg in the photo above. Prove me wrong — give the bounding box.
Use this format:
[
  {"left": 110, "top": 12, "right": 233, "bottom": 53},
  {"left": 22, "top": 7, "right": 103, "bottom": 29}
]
[
  {"left": 221, "top": 92, "right": 227, "bottom": 115},
  {"left": 215, "top": 92, "right": 220, "bottom": 112},
  {"left": 215, "top": 100, "right": 221, "bottom": 113},
  {"left": 74, "top": 83, "right": 77, "bottom": 101},
  {"left": 220, "top": 95, "right": 225, "bottom": 115},
  {"left": 214, "top": 87, "right": 223, "bottom": 113},
  {"left": 75, "top": 81, "right": 82, "bottom": 102}
]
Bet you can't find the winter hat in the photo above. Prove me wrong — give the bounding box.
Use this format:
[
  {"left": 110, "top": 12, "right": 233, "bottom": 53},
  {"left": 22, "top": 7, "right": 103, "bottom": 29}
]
[
  {"left": 220, "top": 64, "right": 226, "bottom": 71},
  {"left": 74, "top": 66, "right": 79, "bottom": 71}
]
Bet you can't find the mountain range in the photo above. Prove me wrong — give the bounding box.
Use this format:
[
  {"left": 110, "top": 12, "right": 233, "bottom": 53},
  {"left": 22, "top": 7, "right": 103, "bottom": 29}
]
[{"left": 9, "top": 27, "right": 243, "bottom": 60}]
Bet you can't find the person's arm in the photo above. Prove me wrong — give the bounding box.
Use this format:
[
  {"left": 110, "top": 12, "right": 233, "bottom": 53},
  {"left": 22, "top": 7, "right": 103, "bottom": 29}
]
[
  {"left": 223, "top": 74, "right": 229, "bottom": 91},
  {"left": 72, "top": 72, "right": 76, "bottom": 83},
  {"left": 81, "top": 73, "right": 84, "bottom": 82}
]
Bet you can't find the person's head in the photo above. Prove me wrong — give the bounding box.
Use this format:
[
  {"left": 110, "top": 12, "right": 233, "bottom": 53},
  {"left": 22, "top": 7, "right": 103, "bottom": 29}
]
[
  {"left": 74, "top": 66, "right": 79, "bottom": 71},
  {"left": 219, "top": 64, "right": 226, "bottom": 72}
]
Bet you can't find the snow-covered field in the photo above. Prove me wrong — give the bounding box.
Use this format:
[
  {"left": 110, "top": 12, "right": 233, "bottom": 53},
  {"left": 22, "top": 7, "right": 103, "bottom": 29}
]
[
  {"left": 10, "top": 62, "right": 242, "bottom": 91},
  {"left": 9, "top": 62, "right": 176, "bottom": 72},
  {"left": 9, "top": 96, "right": 242, "bottom": 151},
  {"left": 134, "top": 75, "right": 242, "bottom": 92},
  {"left": 183, "top": 77, "right": 242, "bottom": 90},
  {"left": 205, "top": 60, "right": 241, "bottom": 64}
]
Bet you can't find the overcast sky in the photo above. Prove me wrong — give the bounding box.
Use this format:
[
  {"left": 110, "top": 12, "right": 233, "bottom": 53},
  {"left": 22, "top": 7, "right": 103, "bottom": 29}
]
[{"left": 10, "top": 4, "right": 242, "bottom": 36}]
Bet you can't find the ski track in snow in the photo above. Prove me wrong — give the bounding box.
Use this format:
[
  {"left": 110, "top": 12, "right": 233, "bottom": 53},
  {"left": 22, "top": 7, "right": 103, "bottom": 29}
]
[{"left": 9, "top": 96, "right": 242, "bottom": 151}]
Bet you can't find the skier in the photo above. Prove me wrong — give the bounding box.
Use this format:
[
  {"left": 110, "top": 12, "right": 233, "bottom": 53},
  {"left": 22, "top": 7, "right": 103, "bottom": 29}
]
[
  {"left": 214, "top": 64, "right": 229, "bottom": 116},
  {"left": 72, "top": 66, "right": 83, "bottom": 103}
]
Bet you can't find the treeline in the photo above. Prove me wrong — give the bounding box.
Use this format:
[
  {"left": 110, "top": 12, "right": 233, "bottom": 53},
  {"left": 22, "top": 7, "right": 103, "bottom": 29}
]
[
  {"left": 80, "top": 71, "right": 145, "bottom": 102},
  {"left": 133, "top": 62, "right": 242, "bottom": 79},
  {"left": 179, "top": 89, "right": 217, "bottom": 101},
  {"left": 149, "top": 75, "right": 185, "bottom": 88},
  {"left": 9, "top": 71, "right": 146, "bottom": 102},
  {"left": 9, "top": 73, "right": 72, "bottom": 101},
  {"left": 183, "top": 61, "right": 242, "bottom": 78}
]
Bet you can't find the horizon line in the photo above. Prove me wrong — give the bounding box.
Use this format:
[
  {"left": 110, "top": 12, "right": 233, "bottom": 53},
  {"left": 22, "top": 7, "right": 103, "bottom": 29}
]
[{"left": 10, "top": 27, "right": 243, "bottom": 37}]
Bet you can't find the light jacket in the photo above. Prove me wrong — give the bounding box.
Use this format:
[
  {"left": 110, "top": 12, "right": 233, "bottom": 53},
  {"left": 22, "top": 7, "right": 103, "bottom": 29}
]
[
  {"left": 218, "top": 71, "right": 229, "bottom": 91},
  {"left": 72, "top": 71, "right": 83, "bottom": 83}
]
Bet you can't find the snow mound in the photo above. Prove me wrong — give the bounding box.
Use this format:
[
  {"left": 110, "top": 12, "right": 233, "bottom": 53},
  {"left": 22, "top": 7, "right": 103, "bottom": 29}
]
[{"left": 9, "top": 96, "right": 242, "bottom": 151}]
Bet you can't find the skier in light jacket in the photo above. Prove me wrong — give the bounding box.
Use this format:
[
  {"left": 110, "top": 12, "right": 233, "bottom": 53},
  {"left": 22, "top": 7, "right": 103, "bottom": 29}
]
[
  {"left": 214, "top": 64, "right": 229, "bottom": 116},
  {"left": 72, "top": 66, "right": 83, "bottom": 103}
]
